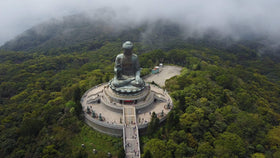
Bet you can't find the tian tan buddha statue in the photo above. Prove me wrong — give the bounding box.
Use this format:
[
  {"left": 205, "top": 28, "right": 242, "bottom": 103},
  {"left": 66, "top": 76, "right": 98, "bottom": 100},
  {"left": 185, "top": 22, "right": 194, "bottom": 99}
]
[{"left": 110, "top": 41, "right": 145, "bottom": 93}]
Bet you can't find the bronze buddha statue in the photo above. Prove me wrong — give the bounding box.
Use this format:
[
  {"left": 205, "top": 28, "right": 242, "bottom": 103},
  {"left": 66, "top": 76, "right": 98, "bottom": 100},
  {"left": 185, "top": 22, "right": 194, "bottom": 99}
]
[{"left": 110, "top": 41, "right": 145, "bottom": 93}]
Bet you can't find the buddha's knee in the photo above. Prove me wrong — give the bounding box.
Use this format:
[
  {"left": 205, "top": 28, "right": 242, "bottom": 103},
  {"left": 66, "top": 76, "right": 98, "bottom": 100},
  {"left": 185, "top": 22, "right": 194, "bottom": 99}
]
[
  {"left": 131, "top": 79, "right": 144, "bottom": 87},
  {"left": 112, "top": 79, "right": 121, "bottom": 87}
]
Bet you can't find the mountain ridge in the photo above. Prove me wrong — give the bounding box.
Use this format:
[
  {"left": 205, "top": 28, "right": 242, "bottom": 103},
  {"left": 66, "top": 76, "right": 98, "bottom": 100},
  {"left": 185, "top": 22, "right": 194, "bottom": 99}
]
[{"left": 2, "top": 12, "right": 279, "bottom": 57}]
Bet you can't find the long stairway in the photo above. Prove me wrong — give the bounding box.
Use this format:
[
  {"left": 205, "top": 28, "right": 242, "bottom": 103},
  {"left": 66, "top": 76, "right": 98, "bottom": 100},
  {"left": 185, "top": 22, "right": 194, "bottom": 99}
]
[{"left": 123, "top": 106, "right": 141, "bottom": 158}]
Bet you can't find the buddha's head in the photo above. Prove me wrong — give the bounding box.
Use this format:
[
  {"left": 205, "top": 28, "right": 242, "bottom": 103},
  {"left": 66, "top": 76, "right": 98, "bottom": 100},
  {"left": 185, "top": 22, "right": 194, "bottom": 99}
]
[{"left": 122, "top": 41, "right": 133, "bottom": 56}]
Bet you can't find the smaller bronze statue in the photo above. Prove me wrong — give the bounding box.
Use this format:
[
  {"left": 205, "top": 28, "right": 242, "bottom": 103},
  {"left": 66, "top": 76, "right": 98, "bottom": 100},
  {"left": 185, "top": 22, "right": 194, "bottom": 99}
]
[{"left": 110, "top": 41, "right": 145, "bottom": 93}]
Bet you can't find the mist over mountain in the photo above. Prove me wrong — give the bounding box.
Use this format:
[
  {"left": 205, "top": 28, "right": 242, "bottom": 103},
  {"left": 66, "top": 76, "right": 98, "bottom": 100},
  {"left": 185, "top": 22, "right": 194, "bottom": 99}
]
[
  {"left": 1, "top": 11, "right": 279, "bottom": 56},
  {"left": 1, "top": 0, "right": 280, "bottom": 55},
  {"left": 0, "top": 13, "right": 177, "bottom": 51}
]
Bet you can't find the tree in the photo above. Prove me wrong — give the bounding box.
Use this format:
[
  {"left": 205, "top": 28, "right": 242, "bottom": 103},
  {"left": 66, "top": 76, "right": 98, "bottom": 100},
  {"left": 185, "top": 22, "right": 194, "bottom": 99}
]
[
  {"left": 144, "top": 139, "right": 171, "bottom": 158},
  {"left": 174, "top": 142, "right": 190, "bottom": 157},
  {"left": 226, "top": 112, "right": 264, "bottom": 142},
  {"left": 215, "top": 74, "right": 234, "bottom": 90},
  {"left": 166, "top": 140, "right": 178, "bottom": 156},
  {"left": 147, "top": 112, "right": 160, "bottom": 135},
  {"left": 267, "top": 126, "right": 280, "bottom": 149},
  {"left": 42, "top": 145, "right": 61, "bottom": 158},
  {"left": 0, "top": 138, "right": 16, "bottom": 155},
  {"left": 251, "top": 153, "right": 265, "bottom": 158},
  {"left": 117, "top": 148, "right": 125, "bottom": 158},
  {"left": 214, "top": 132, "right": 246, "bottom": 158},
  {"left": 73, "top": 148, "right": 88, "bottom": 158},
  {"left": 166, "top": 110, "right": 179, "bottom": 130},
  {"left": 143, "top": 150, "right": 153, "bottom": 158},
  {"left": 0, "top": 81, "right": 17, "bottom": 98},
  {"left": 197, "top": 142, "right": 214, "bottom": 158},
  {"left": 236, "top": 91, "right": 256, "bottom": 112},
  {"left": 19, "top": 118, "right": 43, "bottom": 136}
]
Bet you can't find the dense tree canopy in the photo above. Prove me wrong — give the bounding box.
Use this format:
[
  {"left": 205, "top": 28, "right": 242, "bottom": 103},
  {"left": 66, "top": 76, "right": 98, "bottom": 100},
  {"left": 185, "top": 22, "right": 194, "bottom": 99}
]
[{"left": 0, "top": 37, "right": 280, "bottom": 157}]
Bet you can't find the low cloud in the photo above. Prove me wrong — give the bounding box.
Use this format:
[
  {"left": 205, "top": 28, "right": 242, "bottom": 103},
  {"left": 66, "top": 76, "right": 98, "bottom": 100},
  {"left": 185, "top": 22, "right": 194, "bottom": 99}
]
[{"left": 1, "top": 0, "right": 280, "bottom": 47}]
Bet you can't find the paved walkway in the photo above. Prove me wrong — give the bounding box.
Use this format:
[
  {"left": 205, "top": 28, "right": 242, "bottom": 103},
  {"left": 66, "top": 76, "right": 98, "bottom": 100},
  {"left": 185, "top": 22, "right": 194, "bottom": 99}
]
[
  {"left": 144, "top": 65, "right": 182, "bottom": 87},
  {"left": 123, "top": 106, "right": 140, "bottom": 158}
]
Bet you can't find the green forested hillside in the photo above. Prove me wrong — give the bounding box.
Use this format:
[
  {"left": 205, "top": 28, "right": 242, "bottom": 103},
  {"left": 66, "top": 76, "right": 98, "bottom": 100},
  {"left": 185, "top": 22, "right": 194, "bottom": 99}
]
[
  {"left": 0, "top": 42, "right": 123, "bottom": 157},
  {"left": 140, "top": 49, "right": 280, "bottom": 158},
  {"left": 1, "top": 23, "right": 280, "bottom": 157}
]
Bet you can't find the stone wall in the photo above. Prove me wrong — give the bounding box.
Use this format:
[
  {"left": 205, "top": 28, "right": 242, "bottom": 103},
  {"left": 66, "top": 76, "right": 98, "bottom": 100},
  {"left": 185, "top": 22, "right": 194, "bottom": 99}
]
[
  {"left": 84, "top": 114, "right": 123, "bottom": 137},
  {"left": 100, "top": 96, "right": 123, "bottom": 113}
]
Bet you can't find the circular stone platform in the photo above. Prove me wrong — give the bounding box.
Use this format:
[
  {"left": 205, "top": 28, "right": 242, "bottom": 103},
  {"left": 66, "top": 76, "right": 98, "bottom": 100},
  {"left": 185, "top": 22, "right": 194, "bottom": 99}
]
[{"left": 81, "top": 82, "right": 173, "bottom": 137}]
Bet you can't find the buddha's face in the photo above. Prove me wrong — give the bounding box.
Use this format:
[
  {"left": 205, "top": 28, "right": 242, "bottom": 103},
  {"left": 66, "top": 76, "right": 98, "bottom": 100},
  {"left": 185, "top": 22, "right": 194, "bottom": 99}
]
[{"left": 124, "top": 49, "right": 132, "bottom": 56}]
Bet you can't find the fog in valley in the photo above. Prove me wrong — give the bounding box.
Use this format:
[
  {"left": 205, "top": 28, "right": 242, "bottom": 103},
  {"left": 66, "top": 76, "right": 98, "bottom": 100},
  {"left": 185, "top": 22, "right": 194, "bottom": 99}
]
[{"left": 1, "top": 0, "right": 280, "bottom": 50}]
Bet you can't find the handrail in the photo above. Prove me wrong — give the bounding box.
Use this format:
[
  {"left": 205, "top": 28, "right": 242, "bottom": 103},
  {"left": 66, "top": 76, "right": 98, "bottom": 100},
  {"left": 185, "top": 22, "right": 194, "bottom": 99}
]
[
  {"left": 122, "top": 106, "right": 126, "bottom": 151},
  {"left": 135, "top": 107, "right": 141, "bottom": 158}
]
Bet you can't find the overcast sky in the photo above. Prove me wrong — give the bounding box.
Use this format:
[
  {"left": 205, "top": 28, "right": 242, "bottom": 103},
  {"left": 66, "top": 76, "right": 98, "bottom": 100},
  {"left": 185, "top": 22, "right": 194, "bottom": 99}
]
[{"left": 1, "top": 0, "right": 280, "bottom": 46}]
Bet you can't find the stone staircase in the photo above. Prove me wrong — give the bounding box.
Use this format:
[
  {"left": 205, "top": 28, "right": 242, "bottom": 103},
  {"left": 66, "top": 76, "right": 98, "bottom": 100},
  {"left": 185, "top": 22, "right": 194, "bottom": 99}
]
[{"left": 123, "top": 106, "right": 140, "bottom": 158}]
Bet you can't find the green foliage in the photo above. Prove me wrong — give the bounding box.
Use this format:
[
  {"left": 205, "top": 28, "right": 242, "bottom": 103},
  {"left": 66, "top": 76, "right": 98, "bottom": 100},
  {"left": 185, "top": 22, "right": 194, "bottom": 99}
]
[
  {"left": 166, "top": 110, "right": 179, "bottom": 130},
  {"left": 0, "top": 41, "right": 126, "bottom": 157},
  {"left": 267, "top": 126, "right": 280, "bottom": 150},
  {"left": 42, "top": 145, "right": 61, "bottom": 158},
  {"left": 141, "top": 68, "right": 151, "bottom": 76},
  {"left": 197, "top": 142, "right": 214, "bottom": 158},
  {"left": 1, "top": 33, "right": 280, "bottom": 158},
  {"left": 19, "top": 118, "right": 44, "bottom": 136},
  {"left": 147, "top": 112, "right": 160, "bottom": 136},
  {"left": 251, "top": 153, "right": 265, "bottom": 158},
  {"left": 143, "top": 149, "right": 153, "bottom": 158},
  {"left": 143, "top": 139, "right": 171, "bottom": 158},
  {"left": 73, "top": 148, "right": 88, "bottom": 158},
  {"left": 140, "top": 42, "right": 280, "bottom": 157},
  {"left": 214, "top": 132, "right": 247, "bottom": 157},
  {"left": 70, "top": 125, "right": 121, "bottom": 157},
  {"left": 117, "top": 148, "right": 125, "bottom": 158}
]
